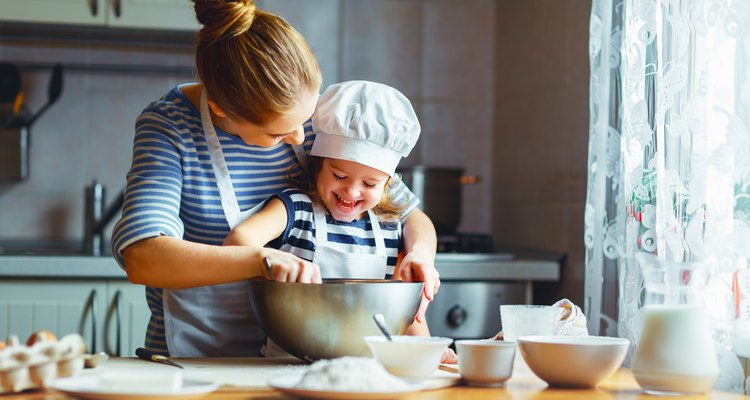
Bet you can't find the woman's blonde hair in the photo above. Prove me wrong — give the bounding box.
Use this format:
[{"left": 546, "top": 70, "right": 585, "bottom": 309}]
[
  {"left": 294, "top": 157, "right": 405, "bottom": 222},
  {"left": 193, "top": 0, "right": 322, "bottom": 124}
]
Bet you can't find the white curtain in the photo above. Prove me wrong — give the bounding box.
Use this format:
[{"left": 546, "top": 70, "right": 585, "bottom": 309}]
[{"left": 586, "top": 0, "right": 750, "bottom": 392}]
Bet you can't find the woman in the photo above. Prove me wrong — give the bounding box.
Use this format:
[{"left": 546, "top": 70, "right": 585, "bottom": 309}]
[{"left": 111, "top": 0, "right": 439, "bottom": 358}]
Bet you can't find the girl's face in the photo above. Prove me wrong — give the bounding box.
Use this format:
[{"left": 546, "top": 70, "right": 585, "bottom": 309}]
[
  {"left": 316, "top": 158, "right": 390, "bottom": 222},
  {"left": 209, "top": 89, "right": 319, "bottom": 147}
]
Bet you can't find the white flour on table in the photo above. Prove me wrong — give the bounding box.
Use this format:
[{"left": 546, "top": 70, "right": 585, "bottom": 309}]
[{"left": 294, "top": 357, "right": 412, "bottom": 391}]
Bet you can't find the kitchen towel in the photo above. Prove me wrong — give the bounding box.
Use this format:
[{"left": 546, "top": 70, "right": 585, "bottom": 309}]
[{"left": 553, "top": 298, "right": 589, "bottom": 336}]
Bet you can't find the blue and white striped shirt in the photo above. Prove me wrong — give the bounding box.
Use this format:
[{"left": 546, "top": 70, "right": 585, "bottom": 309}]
[
  {"left": 111, "top": 85, "right": 417, "bottom": 356},
  {"left": 272, "top": 189, "right": 401, "bottom": 275}
]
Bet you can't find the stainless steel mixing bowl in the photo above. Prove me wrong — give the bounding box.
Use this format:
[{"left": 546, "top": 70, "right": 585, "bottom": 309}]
[{"left": 249, "top": 279, "right": 423, "bottom": 361}]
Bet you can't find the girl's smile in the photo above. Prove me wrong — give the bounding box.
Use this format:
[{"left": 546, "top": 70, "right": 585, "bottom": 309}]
[{"left": 316, "top": 158, "right": 389, "bottom": 222}]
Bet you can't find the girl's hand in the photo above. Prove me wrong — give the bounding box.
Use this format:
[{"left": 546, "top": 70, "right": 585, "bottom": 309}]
[
  {"left": 398, "top": 251, "right": 440, "bottom": 323},
  {"left": 262, "top": 250, "right": 321, "bottom": 283}
]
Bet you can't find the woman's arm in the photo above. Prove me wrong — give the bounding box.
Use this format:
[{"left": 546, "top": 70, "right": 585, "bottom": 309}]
[
  {"left": 404, "top": 297, "right": 458, "bottom": 364},
  {"left": 124, "top": 199, "right": 320, "bottom": 287},
  {"left": 123, "top": 236, "right": 269, "bottom": 288},
  {"left": 398, "top": 208, "right": 440, "bottom": 323}
]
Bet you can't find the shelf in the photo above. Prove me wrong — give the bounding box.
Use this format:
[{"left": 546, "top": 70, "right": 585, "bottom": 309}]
[
  {"left": 0, "top": 21, "right": 195, "bottom": 50},
  {"left": 14, "top": 61, "right": 195, "bottom": 77}
]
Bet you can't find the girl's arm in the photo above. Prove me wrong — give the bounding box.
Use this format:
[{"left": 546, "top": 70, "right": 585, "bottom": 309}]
[
  {"left": 225, "top": 198, "right": 321, "bottom": 283},
  {"left": 224, "top": 198, "right": 288, "bottom": 247}
]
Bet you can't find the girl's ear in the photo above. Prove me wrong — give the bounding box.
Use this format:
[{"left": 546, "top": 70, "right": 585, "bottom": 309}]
[{"left": 207, "top": 98, "right": 227, "bottom": 118}]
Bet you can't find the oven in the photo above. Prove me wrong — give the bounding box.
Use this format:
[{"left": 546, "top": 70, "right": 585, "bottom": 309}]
[{"left": 425, "top": 234, "right": 562, "bottom": 340}]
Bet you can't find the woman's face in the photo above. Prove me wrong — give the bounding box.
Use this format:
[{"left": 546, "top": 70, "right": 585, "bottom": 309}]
[
  {"left": 210, "top": 89, "right": 319, "bottom": 147},
  {"left": 316, "top": 158, "right": 390, "bottom": 222}
]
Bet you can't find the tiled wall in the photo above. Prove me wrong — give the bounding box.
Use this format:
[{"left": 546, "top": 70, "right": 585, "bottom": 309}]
[
  {"left": 262, "top": 0, "right": 497, "bottom": 236},
  {"left": 0, "top": 0, "right": 496, "bottom": 248},
  {"left": 0, "top": 43, "right": 191, "bottom": 242}
]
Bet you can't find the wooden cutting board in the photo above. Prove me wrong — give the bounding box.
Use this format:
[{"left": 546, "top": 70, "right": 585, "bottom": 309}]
[{"left": 83, "top": 357, "right": 461, "bottom": 392}]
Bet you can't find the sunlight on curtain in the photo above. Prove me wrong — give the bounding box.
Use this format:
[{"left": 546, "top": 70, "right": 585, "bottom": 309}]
[{"left": 586, "top": 0, "right": 750, "bottom": 392}]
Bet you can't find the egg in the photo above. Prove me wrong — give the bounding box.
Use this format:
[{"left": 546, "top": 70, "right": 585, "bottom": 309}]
[{"left": 26, "top": 330, "right": 58, "bottom": 346}]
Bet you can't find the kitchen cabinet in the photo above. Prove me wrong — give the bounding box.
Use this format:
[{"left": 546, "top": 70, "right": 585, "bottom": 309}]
[
  {"left": 0, "top": 0, "right": 199, "bottom": 31},
  {"left": 0, "top": 278, "right": 149, "bottom": 357},
  {"left": 0, "top": 0, "right": 106, "bottom": 26}
]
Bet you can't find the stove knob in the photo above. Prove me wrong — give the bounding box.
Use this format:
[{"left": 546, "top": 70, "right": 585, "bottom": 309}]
[{"left": 447, "top": 304, "right": 467, "bottom": 328}]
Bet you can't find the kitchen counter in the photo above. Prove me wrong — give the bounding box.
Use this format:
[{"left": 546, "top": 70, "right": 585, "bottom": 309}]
[
  {"left": 0, "top": 255, "right": 126, "bottom": 279},
  {"left": 431, "top": 253, "right": 559, "bottom": 281},
  {"left": 0, "top": 253, "right": 559, "bottom": 281},
  {"left": 0, "top": 357, "right": 744, "bottom": 399}
]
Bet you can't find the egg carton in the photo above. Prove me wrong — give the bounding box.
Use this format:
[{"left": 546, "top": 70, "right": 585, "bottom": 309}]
[{"left": 0, "top": 333, "right": 87, "bottom": 393}]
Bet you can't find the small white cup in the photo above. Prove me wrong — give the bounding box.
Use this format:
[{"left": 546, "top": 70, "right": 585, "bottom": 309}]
[
  {"left": 455, "top": 340, "right": 516, "bottom": 387},
  {"left": 500, "top": 304, "right": 561, "bottom": 376},
  {"left": 499, "top": 305, "right": 561, "bottom": 341}
]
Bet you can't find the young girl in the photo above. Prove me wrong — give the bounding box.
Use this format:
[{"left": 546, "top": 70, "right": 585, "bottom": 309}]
[
  {"left": 225, "top": 81, "right": 455, "bottom": 361},
  {"left": 226, "top": 80, "right": 416, "bottom": 280}
]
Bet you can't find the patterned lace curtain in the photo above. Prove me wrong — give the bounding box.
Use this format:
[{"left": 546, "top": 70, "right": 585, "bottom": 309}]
[{"left": 585, "top": 0, "right": 750, "bottom": 392}]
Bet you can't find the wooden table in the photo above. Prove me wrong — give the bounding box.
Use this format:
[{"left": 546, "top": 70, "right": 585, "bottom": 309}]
[{"left": 1, "top": 357, "right": 745, "bottom": 399}]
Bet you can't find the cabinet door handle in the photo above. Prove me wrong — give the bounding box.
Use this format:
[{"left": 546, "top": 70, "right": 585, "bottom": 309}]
[
  {"left": 81, "top": 289, "right": 98, "bottom": 353},
  {"left": 114, "top": 290, "right": 122, "bottom": 357},
  {"left": 88, "top": 0, "right": 98, "bottom": 16},
  {"left": 104, "top": 290, "right": 123, "bottom": 356},
  {"left": 112, "top": 0, "right": 122, "bottom": 18}
]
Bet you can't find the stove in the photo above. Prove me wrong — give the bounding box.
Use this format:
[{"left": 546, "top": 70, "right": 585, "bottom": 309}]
[
  {"left": 427, "top": 234, "right": 562, "bottom": 340},
  {"left": 436, "top": 232, "right": 494, "bottom": 253}
]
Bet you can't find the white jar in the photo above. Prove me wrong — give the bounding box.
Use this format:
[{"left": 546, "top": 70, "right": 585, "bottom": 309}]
[{"left": 631, "top": 254, "right": 719, "bottom": 395}]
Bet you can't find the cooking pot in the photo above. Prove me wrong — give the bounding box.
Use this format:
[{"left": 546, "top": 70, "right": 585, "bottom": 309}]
[{"left": 396, "top": 166, "right": 479, "bottom": 234}]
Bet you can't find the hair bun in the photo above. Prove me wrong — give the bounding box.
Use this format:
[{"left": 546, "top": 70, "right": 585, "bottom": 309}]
[{"left": 194, "top": 0, "right": 257, "bottom": 42}]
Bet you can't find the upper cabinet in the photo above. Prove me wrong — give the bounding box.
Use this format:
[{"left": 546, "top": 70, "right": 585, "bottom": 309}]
[
  {"left": 108, "top": 0, "right": 199, "bottom": 31},
  {"left": 0, "top": 0, "right": 199, "bottom": 31}
]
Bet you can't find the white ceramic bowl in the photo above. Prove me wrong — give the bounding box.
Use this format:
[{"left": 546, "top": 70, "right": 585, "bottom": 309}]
[
  {"left": 364, "top": 336, "right": 453, "bottom": 380},
  {"left": 455, "top": 340, "right": 516, "bottom": 387},
  {"left": 518, "top": 335, "right": 629, "bottom": 388}
]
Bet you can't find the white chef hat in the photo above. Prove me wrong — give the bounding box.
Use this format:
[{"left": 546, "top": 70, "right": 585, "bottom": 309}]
[{"left": 311, "top": 80, "right": 420, "bottom": 176}]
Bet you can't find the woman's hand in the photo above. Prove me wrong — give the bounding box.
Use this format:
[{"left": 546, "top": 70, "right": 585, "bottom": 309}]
[
  {"left": 399, "top": 209, "right": 440, "bottom": 323},
  {"left": 398, "top": 250, "right": 440, "bottom": 323},
  {"left": 261, "top": 249, "right": 322, "bottom": 283},
  {"left": 441, "top": 347, "right": 458, "bottom": 364}
]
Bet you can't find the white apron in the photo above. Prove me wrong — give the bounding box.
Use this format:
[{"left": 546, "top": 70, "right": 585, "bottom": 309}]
[
  {"left": 262, "top": 199, "right": 390, "bottom": 357},
  {"left": 311, "top": 202, "right": 388, "bottom": 279},
  {"left": 162, "top": 90, "right": 305, "bottom": 357}
]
